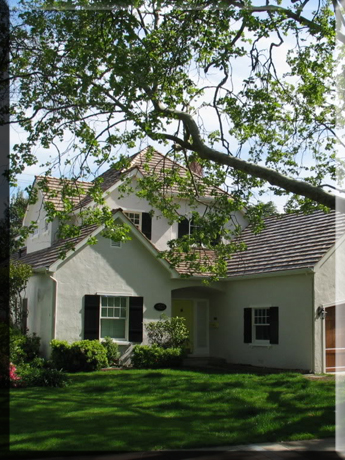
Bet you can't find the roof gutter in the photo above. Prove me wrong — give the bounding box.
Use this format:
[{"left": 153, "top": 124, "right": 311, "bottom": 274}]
[{"left": 222, "top": 267, "right": 315, "bottom": 282}]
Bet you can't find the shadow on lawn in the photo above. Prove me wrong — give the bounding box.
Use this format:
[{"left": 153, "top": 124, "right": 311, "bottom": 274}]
[{"left": 9, "top": 369, "right": 336, "bottom": 452}]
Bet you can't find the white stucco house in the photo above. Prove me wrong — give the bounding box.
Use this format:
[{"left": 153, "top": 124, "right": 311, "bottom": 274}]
[{"left": 15, "top": 147, "right": 345, "bottom": 374}]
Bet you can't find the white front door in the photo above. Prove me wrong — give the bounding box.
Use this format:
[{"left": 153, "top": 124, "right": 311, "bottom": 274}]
[{"left": 193, "top": 299, "right": 209, "bottom": 356}]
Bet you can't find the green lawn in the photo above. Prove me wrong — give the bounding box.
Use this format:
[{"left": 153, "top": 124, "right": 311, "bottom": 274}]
[{"left": 10, "top": 369, "right": 335, "bottom": 452}]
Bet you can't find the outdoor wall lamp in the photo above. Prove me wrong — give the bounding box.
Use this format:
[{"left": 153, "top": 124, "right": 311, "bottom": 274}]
[{"left": 318, "top": 306, "right": 327, "bottom": 320}]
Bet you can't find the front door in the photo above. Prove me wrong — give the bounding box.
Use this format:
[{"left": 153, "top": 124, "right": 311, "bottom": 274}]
[
  {"left": 172, "top": 299, "right": 209, "bottom": 356},
  {"left": 325, "top": 304, "right": 345, "bottom": 372}
]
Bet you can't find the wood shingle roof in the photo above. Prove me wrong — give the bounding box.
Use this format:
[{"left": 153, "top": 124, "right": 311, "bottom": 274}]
[
  {"left": 35, "top": 147, "right": 226, "bottom": 211},
  {"left": 226, "top": 210, "right": 345, "bottom": 277}
]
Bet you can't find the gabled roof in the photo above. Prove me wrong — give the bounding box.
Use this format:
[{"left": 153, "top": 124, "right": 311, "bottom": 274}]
[
  {"left": 34, "top": 176, "right": 93, "bottom": 212},
  {"left": 35, "top": 147, "right": 226, "bottom": 212},
  {"left": 14, "top": 208, "right": 174, "bottom": 274},
  {"left": 226, "top": 210, "right": 345, "bottom": 278},
  {"left": 13, "top": 223, "right": 99, "bottom": 270},
  {"left": 14, "top": 209, "right": 345, "bottom": 278}
]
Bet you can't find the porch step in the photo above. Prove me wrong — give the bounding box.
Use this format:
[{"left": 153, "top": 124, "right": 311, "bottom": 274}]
[{"left": 182, "top": 356, "right": 227, "bottom": 368}]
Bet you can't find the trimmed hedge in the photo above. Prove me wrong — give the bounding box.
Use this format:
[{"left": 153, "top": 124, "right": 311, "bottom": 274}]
[
  {"left": 50, "top": 339, "right": 108, "bottom": 372},
  {"left": 131, "top": 344, "right": 185, "bottom": 369}
]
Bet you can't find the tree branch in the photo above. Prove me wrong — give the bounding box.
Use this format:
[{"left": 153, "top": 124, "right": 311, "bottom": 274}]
[{"left": 153, "top": 102, "right": 345, "bottom": 211}]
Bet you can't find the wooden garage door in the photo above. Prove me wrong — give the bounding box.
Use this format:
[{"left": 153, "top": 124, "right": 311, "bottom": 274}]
[{"left": 325, "top": 305, "right": 345, "bottom": 373}]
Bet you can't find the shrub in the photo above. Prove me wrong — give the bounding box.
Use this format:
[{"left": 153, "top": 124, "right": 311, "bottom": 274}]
[
  {"left": 70, "top": 340, "right": 108, "bottom": 372},
  {"left": 102, "top": 337, "right": 120, "bottom": 366},
  {"left": 9, "top": 363, "right": 21, "bottom": 387},
  {"left": 21, "top": 334, "right": 40, "bottom": 362},
  {"left": 50, "top": 340, "right": 71, "bottom": 371},
  {"left": 145, "top": 315, "right": 189, "bottom": 349},
  {"left": 131, "top": 344, "right": 185, "bottom": 369},
  {"left": 16, "top": 363, "right": 68, "bottom": 387},
  {"left": 9, "top": 326, "right": 40, "bottom": 365},
  {"left": 50, "top": 339, "right": 108, "bottom": 372}
]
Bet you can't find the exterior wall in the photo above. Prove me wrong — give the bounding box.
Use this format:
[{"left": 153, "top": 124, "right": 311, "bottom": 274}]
[
  {"left": 210, "top": 273, "right": 314, "bottom": 371},
  {"left": 53, "top": 228, "right": 176, "bottom": 346},
  {"left": 26, "top": 273, "right": 55, "bottom": 358},
  {"left": 104, "top": 177, "right": 248, "bottom": 250},
  {"left": 23, "top": 190, "right": 53, "bottom": 253},
  {"left": 314, "top": 237, "right": 345, "bottom": 373}
]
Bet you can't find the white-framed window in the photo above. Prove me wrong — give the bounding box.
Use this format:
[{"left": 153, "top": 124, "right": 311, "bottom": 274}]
[
  {"left": 253, "top": 308, "right": 270, "bottom": 343},
  {"left": 100, "top": 296, "right": 128, "bottom": 341},
  {"left": 124, "top": 211, "right": 141, "bottom": 229}
]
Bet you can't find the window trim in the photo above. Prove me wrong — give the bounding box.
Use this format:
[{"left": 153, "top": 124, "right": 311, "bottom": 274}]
[
  {"left": 99, "top": 295, "right": 129, "bottom": 342},
  {"left": 244, "top": 305, "right": 279, "bottom": 346},
  {"left": 252, "top": 307, "right": 271, "bottom": 345},
  {"left": 124, "top": 211, "right": 142, "bottom": 230}
]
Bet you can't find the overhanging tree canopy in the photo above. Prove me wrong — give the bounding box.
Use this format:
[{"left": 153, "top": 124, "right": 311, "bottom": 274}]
[{"left": 6, "top": 0, "right": 345, "bottom": 278}]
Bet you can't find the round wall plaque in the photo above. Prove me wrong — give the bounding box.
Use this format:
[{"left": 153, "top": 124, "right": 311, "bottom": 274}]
[{"left": 154, "top": 303, "right": 167, "bottom": 311}]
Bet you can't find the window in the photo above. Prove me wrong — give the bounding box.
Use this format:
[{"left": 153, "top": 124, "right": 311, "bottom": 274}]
[
  {"left": 110, "top": 240, "right": 121, "bottom": 248},
  {"left": 84, "top": 295, "right": 144, "bottom": 343},
  {"left": 100, "top": 296, "right": 127, "bottom": 341},
  {"left": 178, "top": 215, "right": 221, "bottom": 246},
  {"left": 178, "top": 216, "right": 196, "bottom": 238},
  {"left": 125, "top": 212, "right": 141, "bottom": 229},
  {"left": 244, "top": 307, "right": 279, "bottom": 345},
  {"left": 21, "top": 298, "right": 28, "bottom": 334},
  {"left": 253, "top": 308, "right": 270, "bottom": 342},
  {"left": 124, "top": 211, "right": 152, "bottom": 240}
]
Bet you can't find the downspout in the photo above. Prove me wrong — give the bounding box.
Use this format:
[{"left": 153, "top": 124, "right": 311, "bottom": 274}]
[
  {"left": 311, "top": 272, "right": 315, "bottom": 374},
  {"left": 48, "top": 271, "right": 58, "bottom": 340}
]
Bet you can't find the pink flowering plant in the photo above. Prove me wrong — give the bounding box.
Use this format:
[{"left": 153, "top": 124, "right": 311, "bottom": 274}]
[{"left": 9, "top": 363, "right": 21, "bottom": 387}]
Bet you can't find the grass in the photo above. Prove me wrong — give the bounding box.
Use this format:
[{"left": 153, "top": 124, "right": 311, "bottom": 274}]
[{"left": 10, "top": 369, "right": 335, "bottom": 452}]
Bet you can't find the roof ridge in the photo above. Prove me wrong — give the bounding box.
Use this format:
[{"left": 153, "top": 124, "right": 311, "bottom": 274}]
[{"left": 35, "top": 175, "right": 93, "bottom": 185}]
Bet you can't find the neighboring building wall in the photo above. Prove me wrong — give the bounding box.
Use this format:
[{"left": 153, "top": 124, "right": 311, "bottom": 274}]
[
  {"left": 210, "top": 273, "right": 314, "bottom": 371},
  {"left": 52, "top": 227, "right": 176, "bottom": 347},
  {"left": 314, "top": 237, "right": 345, "bottom": 373},
  {"left": 26, "top": 273, "right": 55, "bottom": 358}
]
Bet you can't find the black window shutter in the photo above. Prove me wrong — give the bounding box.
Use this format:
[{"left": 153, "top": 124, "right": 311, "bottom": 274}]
[
  {"left": 21, "top": 298, "right": 28, "bottom": 334},
  {"left": 142, "top": 213, "right": 152, "bottom": 240},
  {"left": 129, "top": 297, "right": 143, "bottom": 343},
  {"left": 178, "top": 217, "right": 189, "bottom": 238},
  {"left": 244, "top": 308, "right": 252, "bottom": 343},
  {"left": 269, "top": 307, "right": 279, "bottom": 344},
  {"left": 84, "top": 295, "right": 100, "bottom": 340}
]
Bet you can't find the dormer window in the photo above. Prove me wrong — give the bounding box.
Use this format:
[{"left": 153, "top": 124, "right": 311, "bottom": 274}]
[
  {"left": 178, "top": 215, "right": 220, "bottom": 246},
  {"left": 124, "top": 211, "right": 152, "bottom": 240},
  {"left": 125, "top": 212, "right": 141, "bottom": 229}
]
